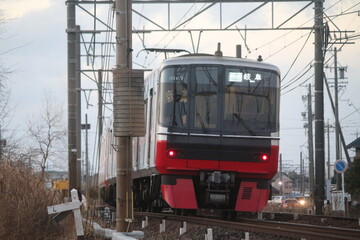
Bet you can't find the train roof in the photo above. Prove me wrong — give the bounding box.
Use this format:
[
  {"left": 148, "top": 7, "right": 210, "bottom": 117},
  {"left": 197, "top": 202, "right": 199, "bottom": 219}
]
[{"left": 160, "top": 54, "right": 280, "bottom": 73}]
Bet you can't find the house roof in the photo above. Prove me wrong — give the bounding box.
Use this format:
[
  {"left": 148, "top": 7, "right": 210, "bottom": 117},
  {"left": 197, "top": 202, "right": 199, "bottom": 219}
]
[
  {"left": 273, "top": 172, "right": 292, "bottom": 181},
  {"left": 347, "top": 137, "right": 360, "bottom": 149}
]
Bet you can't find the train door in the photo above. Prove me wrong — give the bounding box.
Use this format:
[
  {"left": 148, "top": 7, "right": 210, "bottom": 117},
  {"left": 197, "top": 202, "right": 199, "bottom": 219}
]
[{"left": 187, "top": 65, "right": 221, "bottom": 170}]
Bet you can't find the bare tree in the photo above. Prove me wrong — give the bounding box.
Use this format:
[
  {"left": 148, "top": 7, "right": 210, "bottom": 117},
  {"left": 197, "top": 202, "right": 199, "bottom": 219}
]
[{"left": 27, "top": 96, "right": 67, "bottom": 179}]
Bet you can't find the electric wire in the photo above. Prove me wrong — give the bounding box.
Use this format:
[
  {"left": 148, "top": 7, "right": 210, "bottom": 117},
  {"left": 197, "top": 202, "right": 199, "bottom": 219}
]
[
  {"left": 246, "top": 0, "right": 343, "bottom": 58},
  {"left": 89, "top": 3, "right": 116, "bottom": 187},
  {"left": 143, "top": 1, "right": 209, "bottom": 67},
  {"left": 279, "top": 0, "right": 359, "bottom": 95},
  {"left": 280, "top": 40, "right": 339, "bottom": 95},
  {"left": 248, "top": 0, "right": 360, "bottom": 63},
  {"left": 281, "top": 74, "right": 313, "bottom": 96},
  {"left": 280, "top": 29, "right": 313, "bottom": 83},
  {"left": 263, "top": 31, "right": 312, "bottom": 61}
]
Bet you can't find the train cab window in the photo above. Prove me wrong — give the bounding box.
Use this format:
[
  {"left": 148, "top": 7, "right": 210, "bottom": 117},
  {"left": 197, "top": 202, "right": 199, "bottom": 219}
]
[
  {"left": 223, "top": 67, "right": 278, "bottom": 134},
  {"left": 159, "top": 66, "right": 189, "bottom": 128},
  {"left": 193, "top": 66, "right": 218, "bottom": 131}
]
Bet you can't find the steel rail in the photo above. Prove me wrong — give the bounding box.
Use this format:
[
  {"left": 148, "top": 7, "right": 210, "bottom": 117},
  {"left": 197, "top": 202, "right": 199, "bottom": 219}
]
[{"left": 136, "top": 211, "right": 360, "bottom": 240}]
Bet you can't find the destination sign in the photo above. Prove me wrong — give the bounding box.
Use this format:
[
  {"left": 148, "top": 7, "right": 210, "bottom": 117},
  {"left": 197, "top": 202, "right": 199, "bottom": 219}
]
[{"left": 228, "top": 72, "right": 262, "bottom": 83}]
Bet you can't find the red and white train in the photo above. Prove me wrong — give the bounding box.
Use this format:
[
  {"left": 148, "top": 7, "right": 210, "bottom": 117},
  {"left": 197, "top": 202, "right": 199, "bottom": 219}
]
[{"left": 99, "top": 49, "right": 280, "bottom": 215}]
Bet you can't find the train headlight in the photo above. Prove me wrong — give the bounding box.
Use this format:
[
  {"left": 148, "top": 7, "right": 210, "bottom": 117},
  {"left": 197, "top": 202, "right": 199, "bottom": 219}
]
[{"left": 167, "top": 150, "right": 176, "bottom": 158}]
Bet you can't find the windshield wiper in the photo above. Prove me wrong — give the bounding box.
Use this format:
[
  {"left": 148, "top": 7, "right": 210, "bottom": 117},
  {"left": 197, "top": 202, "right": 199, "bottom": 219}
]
[
  {"left": 196, "top": 112, "right": 208, "bottom": 133},
  {"left": 233, "top": 113, "right": 256, "bottom": 136}
]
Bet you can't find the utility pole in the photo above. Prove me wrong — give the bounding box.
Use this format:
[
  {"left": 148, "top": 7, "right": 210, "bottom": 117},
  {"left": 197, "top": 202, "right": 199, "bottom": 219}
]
[
  {"left": 97, "top": 69, "right": 103, "bottom": 203},
  {"left": 76, "top": 25, "right": 82, "bottom": 191},
  {"left": 314, "top": 0, "right": 325, "bottom": 215},
  {"left": 324, "top": 75, "right": 352, "bottom": 166},
  {"left": 115, "top": 0, "right": 131, "bottom": 232},
  {"left": 307, "top": 84, "right": 314, "bottom": 201},
  {"left": 114, "top": 0, "right": 144, "bottom": 232},
  {"left": 300, "top": 152, "right": 304, "bottom": 194},
  {"left": 280, "top": 154, "right": 283, "bottom": 195},
  {"left": 82, "top": 114, "right": 91, "bottom": 202},
  {"left": 334, "top": 48, "right": 342, "bottom": 190},
  {"left": 67, "top": 0, "right": 81, "bottom": 192},
  {"left": 326, "top": 120, "right": 331, "bottom": 180}
]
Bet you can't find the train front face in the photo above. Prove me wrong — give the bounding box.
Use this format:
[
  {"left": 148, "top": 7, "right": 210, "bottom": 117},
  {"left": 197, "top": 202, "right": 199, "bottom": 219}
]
[{"left": 155, "top": 56, "right": 280, "bottom": 212}]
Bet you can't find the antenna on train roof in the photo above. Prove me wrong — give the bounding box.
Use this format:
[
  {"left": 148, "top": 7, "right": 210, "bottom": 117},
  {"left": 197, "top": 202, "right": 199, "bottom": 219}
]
[
  {"left": 236, "top": 45, "right": 242, "bottom": 58},
  {"left": 214, "top": 42, "right": 223, "bottom": 57}
]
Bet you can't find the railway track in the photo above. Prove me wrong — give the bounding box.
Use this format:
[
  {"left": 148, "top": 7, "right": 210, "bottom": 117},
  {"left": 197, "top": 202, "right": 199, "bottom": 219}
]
[{"left": 136, "top": 211, "right": 360, "bottom": 240}]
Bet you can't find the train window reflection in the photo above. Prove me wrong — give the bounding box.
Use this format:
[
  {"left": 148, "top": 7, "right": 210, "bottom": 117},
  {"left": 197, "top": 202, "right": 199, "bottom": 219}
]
[
  {"left": 194, "top": 66, "right": 218, "bottom": 131},
  {"left": 159, "top": 66, "right": 189, "bottom": 128},
  {"left": 224, "top": 68, "right": 278, "bottom": 134}
]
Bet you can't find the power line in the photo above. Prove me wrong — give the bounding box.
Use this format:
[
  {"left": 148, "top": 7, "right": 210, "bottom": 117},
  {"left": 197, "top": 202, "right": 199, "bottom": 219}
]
[
  {"left": 280, "top": 29, "right": 313, "bottom": 82},
  {"left": 247, "top": 0, "right": 343, "bottom": 58}
]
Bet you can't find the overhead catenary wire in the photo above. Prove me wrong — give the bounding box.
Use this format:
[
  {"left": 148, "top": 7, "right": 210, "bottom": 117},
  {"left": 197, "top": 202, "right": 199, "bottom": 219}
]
[
  {"left": 247, "top": 2, "right": 347, "bottom": 95},
  {"left": 280, "top": 29, "right": 313, "bottom": 83},
  {"left": 247, "top": 0, "right": 343, "bottom": 56},
  {"left": 280, "top": 24, "right": 353, "bottom": 95},
  {"left": 139, "top": 1, "right": 211, "bottom": 67},
  {"left": 87, "top": 3, "right": 116, "bottom": 188}
]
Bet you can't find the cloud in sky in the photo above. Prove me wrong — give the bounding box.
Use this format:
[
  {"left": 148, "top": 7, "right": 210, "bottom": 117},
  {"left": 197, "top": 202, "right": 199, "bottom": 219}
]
[{"left": 1, "top": 0, "right": 52, "bottom": 18}]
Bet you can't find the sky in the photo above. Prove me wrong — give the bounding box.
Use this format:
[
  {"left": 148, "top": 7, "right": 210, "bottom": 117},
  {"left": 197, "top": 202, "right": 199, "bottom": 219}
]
[{"left": 0, "top": 0, "right": 359, "bottom": 175}]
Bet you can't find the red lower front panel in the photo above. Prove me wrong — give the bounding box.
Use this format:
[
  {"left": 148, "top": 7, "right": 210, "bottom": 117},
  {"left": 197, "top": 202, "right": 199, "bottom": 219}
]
[
  {"left": 155, "top": 140, "right": 279, "bottom": 179},
  {"left": 235, "top": 181, "right": 270, "bottom": 212},
  {"left": 156, "top": 139, "right": 276, "bottom": 211},
  {"left": 161, "top": 178, "right": 198, "bottom": 209}
]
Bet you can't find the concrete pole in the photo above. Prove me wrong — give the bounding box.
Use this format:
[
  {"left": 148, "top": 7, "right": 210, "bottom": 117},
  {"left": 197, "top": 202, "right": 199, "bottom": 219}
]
[
  {"left": 300, "top": 152, "right": 304, "bottom": 194},
  {"left": 76, "top": 25, "right": 82, "bottom": 191},
  {"left": 308, "top": 84, "right": 314, "bottom": 200},
  {"left": 314, "top": 0, "right": 325, "bottom": 215},
  {"left": 280, "top": 154, "right": 282, "bottom": 195},
  {"left": 97, "top": 70, "right": 103, "bottom": 203},
  {"left": 334, "top": 48, "right": 342, "bottom": 190},
  {"left": 67, "top": 0, "right": 79, "bottom": 192},
  {"left": 85, "top": 114, "right": 89, "bottom": 202},
  {"left": 324, "top": 76, "right": 352, "bottom": 166},
  {"left": 327, "top": 120, "right": 331, "bottom": 180},
  {"left": 115, "top": 0, "right": 133, "bottom": 232},
  {"left": 126, "top": 0, "right": 134, "bottom": 228}
]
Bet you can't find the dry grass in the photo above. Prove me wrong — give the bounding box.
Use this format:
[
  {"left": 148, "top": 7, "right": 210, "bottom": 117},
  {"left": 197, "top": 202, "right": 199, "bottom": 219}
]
[{"left": 0, "top": 159, "right": 72, "bottom": 240}]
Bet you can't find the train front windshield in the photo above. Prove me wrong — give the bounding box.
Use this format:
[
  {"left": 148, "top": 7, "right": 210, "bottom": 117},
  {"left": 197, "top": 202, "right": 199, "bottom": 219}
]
[{"left": 159, "top": 64, "right": 279, "bottom": 136}]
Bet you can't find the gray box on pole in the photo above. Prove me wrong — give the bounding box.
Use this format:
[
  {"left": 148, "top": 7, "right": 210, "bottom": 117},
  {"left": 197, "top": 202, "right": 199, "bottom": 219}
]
[{"left": 113, "top": 69, "right": 145, "bottom": 137}]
